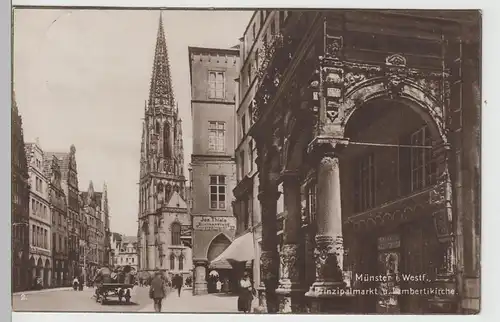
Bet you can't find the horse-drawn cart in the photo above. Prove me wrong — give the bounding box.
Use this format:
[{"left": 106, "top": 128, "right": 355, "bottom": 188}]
[{"left": 95, "top": 283, "right": 134, "bottom": 305}]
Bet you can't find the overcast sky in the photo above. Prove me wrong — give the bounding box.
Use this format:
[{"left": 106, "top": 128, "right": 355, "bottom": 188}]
[{"left": 13, "top": 8, "right": 252, "bottom": 236}]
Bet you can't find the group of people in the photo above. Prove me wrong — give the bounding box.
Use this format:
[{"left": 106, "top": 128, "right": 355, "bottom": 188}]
[{"left": 148, "top": 272, "right": 184, "bottom": 312}]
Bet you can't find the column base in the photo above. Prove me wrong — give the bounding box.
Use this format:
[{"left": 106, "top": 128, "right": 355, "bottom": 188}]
[
  {"left": 426, "top": 274, "right": 458, "bottom": 313},
  {"left": 193, "top": 281, "right": 208, "bottom": 295},
  {"left": 276, "top": 286, "right": 307, "bottom": 313}
]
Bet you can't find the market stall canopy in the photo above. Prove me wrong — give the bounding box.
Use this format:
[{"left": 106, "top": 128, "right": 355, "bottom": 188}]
[{"left": 210, "top": 231, "right": 255, "bottom": 264}]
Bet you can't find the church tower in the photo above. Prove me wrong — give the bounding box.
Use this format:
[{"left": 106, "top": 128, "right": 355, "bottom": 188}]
[{"left": 137, "top": 13, "right": 191, "bottom": 276}]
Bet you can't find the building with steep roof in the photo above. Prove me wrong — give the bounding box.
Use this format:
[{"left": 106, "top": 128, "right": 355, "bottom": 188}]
[
  {"left": 25, "top": 140, "right": 52, "bottom": 288},
  {"left": 44, "top": 145, "right": 81, "bottom": 285},
  {"left": 11, "top": 92, "right": 31, "bottom": 292},
  {"left": 137, "top": 13, "right": 192, "bottom": 280},
  {"left": 80, "top": 181, "right": 109, "bottom": 276},
  {"left": 111, "top": 234, "right": 139, "bottom": 271}
]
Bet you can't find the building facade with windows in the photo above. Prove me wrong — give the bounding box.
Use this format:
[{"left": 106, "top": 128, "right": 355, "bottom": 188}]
[
  {"left": 11, "top": 94, "right": 31, "bottom": 292},
  {"left": 25, "top": 140, "right": 52, "bottom": 288},
  {"left": 246, "top": 10, "right": 480, "bottom": 314},
  {"left": 45, "top": 145, "right": 80, "bottom": 286},
  {"left": 80, "top": 181, "right": 108, "bottom": 277},
  {"left": 136, "top": 15, "right": 192, "bottom": 279},
  {"left": 43, "top": 152, "right": 68, "bottom": 287},
  {"left": 233, "top": 11, "right": 289, "bottom": 297},
  {"left": 188, "top": 46, "right": 239, "bottom": 295},
  {"left": 112, "top": 234, "right": 139, "bottom": 271}
]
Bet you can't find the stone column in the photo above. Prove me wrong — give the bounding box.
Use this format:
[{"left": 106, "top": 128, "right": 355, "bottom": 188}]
[
  {"left": 193, "top": 259, "right": 208, "bottom": 295},
  {"left": 276, "top": 171, "right": 305, "bottom": 312},
  {"left": 258, "top": 186, "right": 280, "bottom": 313},
  {"left": 428, "top": 143, "right": 458, "bottom": 313},
  {"left": 306, "top": 154, "right": 350, "bottom": 312}
]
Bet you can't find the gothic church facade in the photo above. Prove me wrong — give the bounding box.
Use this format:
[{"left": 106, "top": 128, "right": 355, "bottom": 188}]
[{"left": 137, "top": 14, "right": 192, "bottom": 278}]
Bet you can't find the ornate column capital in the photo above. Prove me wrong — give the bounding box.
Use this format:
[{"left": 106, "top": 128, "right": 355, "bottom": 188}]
[{"left": 260, "top": 250, "right": 279, "bottom": 283}]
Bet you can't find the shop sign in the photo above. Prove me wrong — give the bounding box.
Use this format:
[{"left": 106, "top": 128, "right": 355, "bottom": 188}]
[
  {"left": 193, "top": 216, "right": 236, "bottom": 231},
  {"left": 181, "top": 225, "right": 192, "bottom": 237},
  {"left": 377, "top": 234, "right": 400, "bottom": 251},
  {"left": 30, "top": 246, "right": 50, "bottom": 257}
]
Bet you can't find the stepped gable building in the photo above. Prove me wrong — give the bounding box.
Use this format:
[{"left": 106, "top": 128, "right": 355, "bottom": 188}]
[
  {"left": 245, "top": 10, "right": 480, "bottom": 314},
  {"left": 80, "top": 181, "right": 108, "bottom": 275},
  {"left": 25, "top": 140, "right": 52, "bottom": 288},
  {"left": 137, "top": 14, "right": 192, "bottom": 279},
  {"left": 188, "top": 45, "right": 240, "bottom": 295},
  {"left": 11, "top": 92, "right": 31, "bottom": 292},
  {"left": 44, "top": 145, "right": 80, "bottom": 285}
]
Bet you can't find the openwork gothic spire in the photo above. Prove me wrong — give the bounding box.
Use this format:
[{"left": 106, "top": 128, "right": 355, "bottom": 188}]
[{"left": 148, "top": 13, "right": 175, "bottom": 108}]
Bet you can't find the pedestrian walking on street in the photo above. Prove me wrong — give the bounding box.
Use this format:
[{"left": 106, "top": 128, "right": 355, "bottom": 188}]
[
  {"left": 173, "top": 274, "right": 183, "bottom": 297},
  {"left": 149, "top": 271, "right": 167, "bottom": 312},
  {"left": 237, "top": 272, "right": 254, "bottom": 313}
]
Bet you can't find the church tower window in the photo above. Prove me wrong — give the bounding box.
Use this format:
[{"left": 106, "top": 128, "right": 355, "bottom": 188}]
[
  {"left": 164, "top": 122, "right": 172, "bottom": 158},
  {"left": 171, "top": 222, "right": 181, "bottom": 245}
]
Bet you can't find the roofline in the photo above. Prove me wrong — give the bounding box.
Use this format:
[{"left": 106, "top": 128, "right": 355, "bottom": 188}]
[
  {"left": 242, "top": 11, "right": 259, "bottom": 38},
  {"left": 187, "top": 46, "right": 240, "bottom": 56}
]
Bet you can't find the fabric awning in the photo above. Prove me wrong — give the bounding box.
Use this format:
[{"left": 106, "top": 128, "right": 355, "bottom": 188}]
[{"left": 210, "top": 231, "right": 255, "bottom": 264}]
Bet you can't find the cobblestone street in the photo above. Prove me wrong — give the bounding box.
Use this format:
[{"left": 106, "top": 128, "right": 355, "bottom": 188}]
[
  {"left": 139, "top": 289, "right": 238, "bottom": 313},
  {"left": 12, "top": 286, "right": 151, "bottom": 312}
]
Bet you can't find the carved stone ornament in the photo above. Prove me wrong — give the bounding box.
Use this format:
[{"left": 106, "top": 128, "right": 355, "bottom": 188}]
[
  {"left": 433, "top": 210, "right": 450, "bottom": 238},
  {"left": 319, "top": 156, "right": 339, "bottom": 171},
  {"left": 385, "top": 54, "right": 407, "bottom": 66},
  {"left": 278, "top": 296, "right": 292, "bottom": 313},
  {"left": 314, "top": 235, "right": 343, "bottom": 281},
  {"left": 261, "top": 250, "right": 278, "bottom": 281},
  {"left": 279, "top": 244, "right": 299, "bottom": 281},
  {"left": 344, "top": 72, "right": 367, "bottom": 89},
  {"left": 325, "top": 36, "right": 343, "bottom": 59}
]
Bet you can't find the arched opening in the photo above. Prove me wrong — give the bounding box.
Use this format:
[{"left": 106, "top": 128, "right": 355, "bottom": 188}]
[
  {"left": 44, "top": 259, "right": 51, "bottom": 287},
  {"left": 163, "top": 122, "right": 172, "bottom": 158},
  {"left": 340, "top": 97, "right": 444, "bottom": 313},
  {"left": 178, "top": 254, "right": 184, "bottom": 271},
  {"left": 29, "top": 257, "right": 36, "bottom": 287},
  {"left": 171, "top": 222, "right": 181, "bottom": 245},
  {"left": 169, "top": 253, "right": 175, "bottom": 270},
  {"left": 156, "top": 121, "right": 161, "bottom": 134},
  {"left": 207, "top": 234, "right": 233, "bottom": 293}
]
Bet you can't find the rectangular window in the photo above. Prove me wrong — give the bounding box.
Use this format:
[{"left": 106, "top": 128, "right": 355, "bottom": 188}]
[
  {"left": 308, "top": 184, "right": 317, "bottom": 223},
  {"left": 208, "top": 121, "right": 226, "bottom": 152},
  {"left": 31, "top": 225, "right": 35, "bottom": 247},
  {"left": 209, "top": 175, "right": 226, "bottom": 210},
  {"left": 247, "top": 64, "right": 252, "bottom": 86},
  {"left": 410, "top": 126, "right": 437, "bottom": 192},
  {"left": 44, "top": 229, "right": 47, "bottom": 249},
  {"left": 354, "top": 154, "right": 376, "bottom": 212},
  {"left": 240, "top": 150, "right": 246, "bottom": 179},
  {"left": 249, "top": 141, "right": 254, "bottom": 172},
  {"left": 241, "top": 114, "right": 246, "bottom": 138},
  {"left": 208, "top": 71, "right": 225, "bottom": 99}
]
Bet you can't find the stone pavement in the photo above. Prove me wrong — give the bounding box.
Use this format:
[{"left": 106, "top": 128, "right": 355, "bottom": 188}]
[
  {"left": 13, "top": 285, "right": 152, "bottom": 312},
  {"left": 139, "top": 289, "right": 239, "bottom": 313}
]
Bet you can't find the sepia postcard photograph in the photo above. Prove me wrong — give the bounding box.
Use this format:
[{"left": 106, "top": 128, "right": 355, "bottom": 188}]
[{"left": 10, "top": 5, "right": 481, "bottom": 315}]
